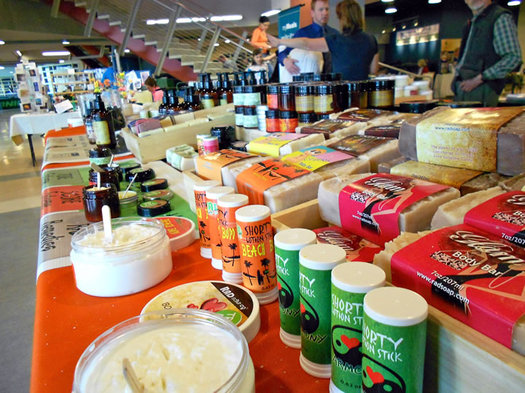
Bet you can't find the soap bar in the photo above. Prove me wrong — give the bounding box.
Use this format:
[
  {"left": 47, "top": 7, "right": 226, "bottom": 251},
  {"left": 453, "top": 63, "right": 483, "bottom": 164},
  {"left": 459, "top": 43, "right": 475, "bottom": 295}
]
[
  {"left": 247, "top": 133, "right": 325, "bottom": 157},
  {"left": 313, "top": 226, "right": 382, "bottom": 262},
  {"left": 319, "top": 173, "right": 460, "bottom": 235},
  {"left": 298, "top": 119, "right": 364, "bottom": 139},
  {"left": 372, "top": 226, "right": 525, "bottom": 355},
  {"left": 357, "top": 113, "right": 418, "bottom": 139},
  {"left": 399, "top": 107, "right": 525, "bottom": 175},
  {"left": 196, "top": 149, "right": 256, "bottom": 183}
]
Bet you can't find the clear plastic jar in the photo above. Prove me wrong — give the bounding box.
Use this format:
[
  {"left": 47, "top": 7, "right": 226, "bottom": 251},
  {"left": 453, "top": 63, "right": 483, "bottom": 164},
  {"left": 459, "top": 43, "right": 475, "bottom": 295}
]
[
  {"left": 73, "top": 309, "right": 255, "bottom": 393},
  {"left": 266, "top": 84, "right": 279, "bottom": 110},
  {"left": 278, "top": 85, "right": 295, "bottom": 111},
  {"left": 70, "top": 218, "right": 171, "bottom": 297}
]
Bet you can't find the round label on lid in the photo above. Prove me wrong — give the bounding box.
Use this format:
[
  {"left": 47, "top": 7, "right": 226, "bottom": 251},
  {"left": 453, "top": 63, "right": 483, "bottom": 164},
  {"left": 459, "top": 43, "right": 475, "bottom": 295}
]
[
  {"left": 151, "top": 216, "right": 196, "bottom": 251},
  {"left": 141, "top": 281, "right": 261, "bottom": 342},
  {"left": 141, "top": 178, "right": 168, "bottom": 192},
  {"left": 364, "top": 287, "right": 428, "bottom": 326},
  {"left": 137, "top": 199, "right": 171, "bottom": 217}
]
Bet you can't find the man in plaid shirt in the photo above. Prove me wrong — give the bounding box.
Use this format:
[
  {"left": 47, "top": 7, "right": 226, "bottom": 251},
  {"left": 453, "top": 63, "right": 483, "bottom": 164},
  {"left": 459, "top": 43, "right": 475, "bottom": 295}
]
[{"left": 453, "top": 0, "right": 522, "bottom": 106}]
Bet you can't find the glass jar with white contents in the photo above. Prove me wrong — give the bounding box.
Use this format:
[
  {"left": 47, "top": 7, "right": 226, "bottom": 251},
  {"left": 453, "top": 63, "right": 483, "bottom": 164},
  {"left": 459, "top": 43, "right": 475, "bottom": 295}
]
[
  {"left": 73, "top": 309, "right": 256, "bottom": 393},
  {"left": 70, "top": 218, "right": 172, "bottom": 297}
]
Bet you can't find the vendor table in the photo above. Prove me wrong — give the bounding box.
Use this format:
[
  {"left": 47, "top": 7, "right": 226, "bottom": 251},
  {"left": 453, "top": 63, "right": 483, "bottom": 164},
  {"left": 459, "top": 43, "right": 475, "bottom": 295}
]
[
  {"left": 30, "top": 126, "right": 331, "bottom": 393},
  {"left": 9, "top": 111, "right": 81, "bottom": 166}
]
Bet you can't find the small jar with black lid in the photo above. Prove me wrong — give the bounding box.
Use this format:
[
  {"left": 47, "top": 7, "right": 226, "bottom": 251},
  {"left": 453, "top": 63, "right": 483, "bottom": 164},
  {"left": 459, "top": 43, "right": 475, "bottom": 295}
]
[
  {"left": 295, "top": 84, "right": 314, "bottom": 113},
  {"left": 266, "top": 109, "right": 280, "bottom": 133},
  {"left": 348, "top": 80, "right": 370, "bottom": 109},
  {"left": 137, "top": 199, "right": 171, "bottom": 217},
  {"left": 243, "top": 85, "right": 261, "bottom": 107},
  {"left": 89, "top": 166, "right": 120, "bottom": 191},
  {"left": 88, "top": 147, "right": 112, "bottom": 166},
  {"left": 141, "top": 178, "right": 168, "bottom": 193},
  {"left": 127, "top": 167, "right": 155, "bottom": 183},
  {"left": 235, "top": 106, "right": 244, "bottom": 127},
  {"left": 369, "top": 79, "right": 395, "bottom": 109},
  {"left": 83, "top": 184, "right": 120, "bottom": 222},
  {"left": 278, "top": 85, "right": 295, "bottom": 111},
  {"left": 243, "top": 106, "right": 258, "bottom": 129},
  {"left": 298, "top": 112, "right": 317, "bottom": 127},
  {"left": 119, "top": 162, "right": 141, "bottom": 180},
  {"left": 279, "top": 110, "right": 299, "bottom": 133},
  {"left": 314, "top": 84, "right": 334, "bottom": 115},
  {"left": 266, "top": 84, "right": 279, "bottom": 110}
]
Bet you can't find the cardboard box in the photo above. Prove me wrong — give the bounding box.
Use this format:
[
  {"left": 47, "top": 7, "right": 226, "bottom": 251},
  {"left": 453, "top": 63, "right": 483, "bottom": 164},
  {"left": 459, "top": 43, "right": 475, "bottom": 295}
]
[{"left": 271, "top": 199, "right": 525, "bottom": 393}]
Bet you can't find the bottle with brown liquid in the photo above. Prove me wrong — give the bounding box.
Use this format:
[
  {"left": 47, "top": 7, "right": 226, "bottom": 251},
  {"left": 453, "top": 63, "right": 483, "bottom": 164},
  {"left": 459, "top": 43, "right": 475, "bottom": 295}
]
[
  {"left": 218, "top": 73, "right": 233, "bottom": 105},
  {"left": 92, "top": 93, "right": 116, "bottom": 149},
  {"left": 84, "top": 101, "right": 96, "bottom": 144},
  {"left": 200, "top": 73, "right": 219, "bottom": 109}
]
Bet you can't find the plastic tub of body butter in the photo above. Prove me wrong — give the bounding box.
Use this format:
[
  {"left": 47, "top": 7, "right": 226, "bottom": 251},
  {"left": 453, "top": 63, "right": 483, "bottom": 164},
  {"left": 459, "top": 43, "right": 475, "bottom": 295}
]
[
  {"left": 70, "top": 218, "right": 172, "bottom": 297},
  {"left": 73, "top": 309, "right": 255, "bottom": 393}
]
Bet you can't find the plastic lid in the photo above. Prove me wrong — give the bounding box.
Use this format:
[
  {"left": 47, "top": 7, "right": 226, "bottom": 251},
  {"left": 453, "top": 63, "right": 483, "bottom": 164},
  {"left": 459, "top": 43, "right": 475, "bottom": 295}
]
[
  {"left": 280, "top": 328, "right": 301, "bottom": 348},
  {"left": 206, "top": 186, "right": 234, "bottom": 200},
  {"left": 137, "top": 199, "right": 171, "bottom": 217},
  {"left": 274, "top": 228, "right": 317, "bottom": 251},
  {"left": 235, "top": 205, "right": 270, "bottom": 223},
  {"left": 331, "top": 262, "right": 385, "bottom": 293},
  {"left": 254, "top": 286, "right": 278, "bottom": 305},
  {"left": 217, "top": 194, "right": 249, "bottom": 208},
  {"left": 299, "top": 244, "right": 346, "bottom": 270},
  {"left": 152, "top": 216, "right": 196, "bottom": 252},
  {"left": 193, "top": 180, "right": 221, "bottom": 192},
  {"left": 279, "top": 110, "right": 298, "bottom": 119},
  {"left": 299, "top": 352, "right": 331, "bottom": 378},
  {"left": 364, "top": 287, "right": 428, "bottom": 327}
]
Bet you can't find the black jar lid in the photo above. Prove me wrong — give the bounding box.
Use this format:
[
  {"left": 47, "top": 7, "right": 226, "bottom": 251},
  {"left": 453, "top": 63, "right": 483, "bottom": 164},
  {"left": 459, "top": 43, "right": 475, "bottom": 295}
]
[
  {"left": 298, "top": 112, "right": 317, "bottom": 123},
  {"left": 371, "top": 79, "right": 395, "bottom": 90},
  {"left": 265, "top": 109, "right": 279, "bottom": 118},
  {"left": 142, "top": 189, "right": 174, "bottom": 201},
  {"left": 266, "top": 84, "right": 280, "bottom": 94},
  {"left": 233, "top": 85, "right": 244, "bottom": 94},
  {"left": 89, "top": 147, "right": 111, "bottom": 158},
  {"left": 292, "top": 75, "right": 304, "bottom": 82},
  {"left": 315, "top": 84, "right": 334, "bottom": 94},
  {"left": 119, "top": 162, "right": 141, "bottom": 177},
  {"left": 302, "top": 72, "right": 315, "bottom": 81},
  {"left": 141, "top": 178, "right": 169, "bottom": 192},
  {"left": 243, "top": 106, "right": 257, "bottom": 116},
  {"left": 137, "top": 199, "right": 171, "bottom": 217},
  {"left": 278, "top": 84, "right": 294, "bottom": 94},
  {"left": 127, "top": 167, "right": 156, "bottom": 182},
  {"left": 313, "top": 73, "right": 323, "bottom": 81},
  {"left": 242, "top": 85, "right": 258, "bottom": 93},
  {"left": 347, "top": 80, "right": 370, "bottom": 92},
  {"left": 279, "top": 110, "right": 298, "bottom": 119},
  {"left": 235, "top": 106, "right": 245, "bottom": 114},
  {"left": 399, "top": 100, "right": 439, "bottom": 113},
  {"left": 295, "top": 84, "right": 313, "bottom": 95},
  {"left": 438, "top": 101, "right": 483, "bottom": 108}
]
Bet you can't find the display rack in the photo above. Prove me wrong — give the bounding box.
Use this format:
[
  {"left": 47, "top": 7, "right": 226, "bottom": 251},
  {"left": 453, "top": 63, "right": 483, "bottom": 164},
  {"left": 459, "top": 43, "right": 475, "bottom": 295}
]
[{"left": 50, "top": 70, "right": 95, "bottom": 96}]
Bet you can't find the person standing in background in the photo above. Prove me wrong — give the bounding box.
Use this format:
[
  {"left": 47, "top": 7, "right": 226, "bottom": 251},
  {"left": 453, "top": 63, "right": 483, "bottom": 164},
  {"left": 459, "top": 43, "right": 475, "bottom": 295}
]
[
  {"left": 453, "top": 0, "right": 522, "bottom": 106},
  {"left": 251, "top": 16, "right": 272, "bottom": 52},
  {"left": 278, "top": 0, "right": 338, "bottom": 76},
  {"left": 247, "top": 48, "right": 275, "bottom": 77},
  {"left": 144, "top": 76, "right": 164, "bottom": 102},
  {"left": 268, "top": 0, "right": 378, "bottom": 81}
]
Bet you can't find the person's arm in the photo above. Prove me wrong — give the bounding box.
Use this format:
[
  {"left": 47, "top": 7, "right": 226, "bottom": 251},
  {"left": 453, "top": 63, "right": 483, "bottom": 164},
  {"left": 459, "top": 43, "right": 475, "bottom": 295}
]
[
  {"left": 369, "top": 53, "right": 379, "bottom": 75},
  {"left": 267, "top": 34, "right": 329, "bottom": 52}
]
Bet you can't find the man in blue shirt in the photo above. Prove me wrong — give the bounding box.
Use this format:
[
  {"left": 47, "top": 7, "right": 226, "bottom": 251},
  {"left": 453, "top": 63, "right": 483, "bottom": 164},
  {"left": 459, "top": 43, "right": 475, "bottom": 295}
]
[{"left": 278, "top": 0, "right": 339, "bottom": 75}]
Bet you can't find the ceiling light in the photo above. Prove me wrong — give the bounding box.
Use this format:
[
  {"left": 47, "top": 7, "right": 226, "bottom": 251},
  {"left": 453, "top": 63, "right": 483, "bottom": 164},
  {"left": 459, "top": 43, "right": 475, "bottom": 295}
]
[
  {"left": 210, "top": 15, "right": 243, "bottom": 22},
  {"left": 402, "top": 25, "right": 406, "bottom": 29},
  {"left": 224, "top": 39, "right": 231, "bottom": 44},
  {"left": 382, "top": 30, "right": 386, "bottom": 34},
  {"left": 428, "top": 0, "right": 442, "bottom": 4},
  {"left": 214, "top": 43, "right": 219, "bottom": 47},
  {"left": 16, "top": 50, "right": 22, "bottom": 57},
  {"left": 42, "top": 51, "right": 70, "bottom": 56},
  {"left": 124, "top": 49, "right": 130, "bottom": 53},
  {"left": 62, "top": 40, "right": 70, "bottom": 45},
  {"left": 58, "top": 60, "right": 65, "bottom": 64},
  {"left": 0, "top": 40, "right": 5, "bottom": 45},
  {"left": 381, "top": 0, "right": 394, "bottom": 2},
  {"left": 0, "top": 66, "right": 4, "bottom": 70},
  {"left": 261, "top": 9, "right": 280, "bottom": 17},
  {"left": 508, "top": 0, "right": 521, "bottom": 5},
  {"left": 146, "top": 19, "right": 169, "bottom": 25},
  {"left": 385, "top": 7, "right": 397, "bottom": 14}
]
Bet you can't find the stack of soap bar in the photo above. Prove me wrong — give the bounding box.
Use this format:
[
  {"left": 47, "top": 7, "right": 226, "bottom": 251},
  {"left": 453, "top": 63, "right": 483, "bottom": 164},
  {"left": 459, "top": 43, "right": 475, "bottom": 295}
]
[
  {"left": 357, "top": 113, "right": 418, "bottom": 139},
  {"left": 247, "top": 133, "right": 325, "bottom": 157},
  {"left": 195, "top": 150, "right": 259, "bottom": 183},
  {"left": 166, "top": 145, "right": 197, "bottom": 171},
  {"left": 297, "top": 119, "right": 366, "bottom": 139},
  {"left": 399, "top": 106, "right": 525, "bottom": 175}
]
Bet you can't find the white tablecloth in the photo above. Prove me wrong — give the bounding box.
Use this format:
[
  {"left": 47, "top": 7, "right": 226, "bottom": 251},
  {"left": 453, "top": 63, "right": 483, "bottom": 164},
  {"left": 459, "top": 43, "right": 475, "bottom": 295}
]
[{"left": 9, "top": 111, "right": 81, "bottom": 138}]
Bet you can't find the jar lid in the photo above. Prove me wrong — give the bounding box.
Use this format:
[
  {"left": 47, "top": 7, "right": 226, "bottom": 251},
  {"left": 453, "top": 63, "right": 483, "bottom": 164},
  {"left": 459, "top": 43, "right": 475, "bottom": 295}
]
[
  {"left": 193, "top": 180, "right": 221, "bottom": 192},
  {"left": 235, "top": 204, "right": 270, "bottom": 223},
  {"left": 315, "top": 84, "right": 333, "bottom": 94},
  {"left": 242, "top": 85, "right": 257, "bottom": 93},
  {"left": 142, "top": 189, "right": 175, "bottom": 201},
  {"left": 399, "top": 100, "right": 439, "bottom": 114},
  {"left": 141, "top": 178, "right": 169, "bottom": 192},
  {"left": 313, "top": 73, "right": 323, "bottom": 81},
  {"left": 302, "top": 72, "right": 315, "bottom": 81},
  {"left": 295, "top": 84, "right": 313, "bottom": 95},
  {"left": 299, "top": 244, "right": 346, "bottom": 270},
  {"left": 127, "top": 167, "right": 155, "bottom": 182},
  {"left": 364, "top": 287, "right": 428, "bottom": 326},
  {"left": 279, "top": 110, "right": 298, "bottom": 119},
  {"left": 206, "top": 186, "right": 235, "bottom": 200},
  {"left": 298, "top": 112, "right": 317, "bottom": 122},
  {"left": 330, "top": 72, "right": 342, "bottom": 81},
  {"left": 235, "top": 106, "right": 244, "bottom": 114},
  {"left": 243, "top": 106, "right": 257, "bottom": 115},
  {"left": 233, "top": 85, "right": 244, "bottom": 93},
  {"left": 89, "top": 147, "right": 111, "bottom": 158},
  {"left": 347, "top": 80, "right": 369, "bottom": 91},
  {"left": 318, "top": 113, "right": 331, "bottom": 120},
  {"left": 266, "top": 84, "right": 280, "bottom": 94},
  {"left": 265, "top": 109, "right": 279, "bottom": 118},
  {"left": 152, "top": 216, "right": 197, "bottom": 252},
  {"left": 217, "top": 193, "right": 249, "bottom": 208},
  {"left": 292, "top": 75, "right": 304, "bottom": 82},
  {"left": 278, "top": 84, "right": 293, "bottom": 94},
  {"left": 137, "top": 199, "right": 171, "bottom": 217},
  {"left": 371, "top": 79, "right": 395, "bottom": 89},
  {"left": 439, "top": 101, "right": 483, "bottom": 108},
  {"left": 331, "top": 262, "right": 385, "bottom": 293},
  {"left": 274, "top": 228, "right": 317, "bottom": 251}
]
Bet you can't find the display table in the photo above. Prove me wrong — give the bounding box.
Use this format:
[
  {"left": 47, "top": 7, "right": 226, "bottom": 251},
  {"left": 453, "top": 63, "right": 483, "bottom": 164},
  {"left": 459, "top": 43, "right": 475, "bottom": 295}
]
[
  {"left": 9, "top": 111, "right": 81, "bottom": 166},
  {"left": 31, "top": 126, "right": 331, "bottom": 393}
]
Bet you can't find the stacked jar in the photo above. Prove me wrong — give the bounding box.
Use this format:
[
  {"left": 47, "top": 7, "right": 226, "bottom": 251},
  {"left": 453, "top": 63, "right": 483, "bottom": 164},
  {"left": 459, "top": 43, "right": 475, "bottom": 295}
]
[
  {"left": 233, "top": 84, "right": 245, "bottom": 128},
  {"left": 278, "top": 85, "right": 298, "bottom": 132},
  {"left": 348, "top": 80, "right": 370, "bottom": 109},
  {"left": 242, "top": 85, "right": 261, "bottom": 130},
  {"left": 368, "top": 79, "right": 395, "bottom": 109},
  {"left": 314, "top": 83, "right": 335, "bottom": 119}
]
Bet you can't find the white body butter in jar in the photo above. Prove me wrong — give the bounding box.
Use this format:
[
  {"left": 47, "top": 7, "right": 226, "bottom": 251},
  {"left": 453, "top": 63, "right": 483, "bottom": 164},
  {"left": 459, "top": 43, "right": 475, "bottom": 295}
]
[
  {"left": 74, "top": 309, "right": 256, "bottom": 393},
  {"left": 70, "top": 218, "right": 172, "bottom": 297}
]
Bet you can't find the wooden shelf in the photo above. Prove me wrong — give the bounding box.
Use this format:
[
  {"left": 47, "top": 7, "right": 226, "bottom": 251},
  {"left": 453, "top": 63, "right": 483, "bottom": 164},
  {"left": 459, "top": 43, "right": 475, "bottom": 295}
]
[
  {"left": 54, "top": 90, "right": 92, "bottom": 95},
  {"left": 53, "top": 81, "right": 89, "bottom": 85}
]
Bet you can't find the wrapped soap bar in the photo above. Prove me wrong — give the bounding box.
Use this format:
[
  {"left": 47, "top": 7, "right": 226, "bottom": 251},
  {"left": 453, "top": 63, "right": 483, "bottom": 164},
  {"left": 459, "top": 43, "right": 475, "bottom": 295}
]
[
  {"left": 127, "top": 118, "right": 162, "bottom": 136},
  {"left": 313, "top": 226, "right": 382, "bottom": 262},
  {"left": 318, "top": 173, "right": 460, "bottom": 245},
  {"left": 357, "top": 113, "right": 418, "bottom": 139},
  {"left": 246, "top": 132, "right": 325, "bottom": 157},
  {"left": 297, "top": 119, "right": 365, "bottom": 139},
  {"left": 399, "top": 106, "right": 525, "bottom": 175},
  {"left": 166, "top": 145, "right": 197, "bottom": 171},
  {"left": 195, "top": 149, "right": 257, "bottom": 183},
  {"left": 372, "top": 225, "right": 525, "bottom": 355}
]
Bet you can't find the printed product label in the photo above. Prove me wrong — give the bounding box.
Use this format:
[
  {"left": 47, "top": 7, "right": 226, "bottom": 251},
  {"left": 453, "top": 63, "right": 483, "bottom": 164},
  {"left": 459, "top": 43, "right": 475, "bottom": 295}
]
[
  {"left": 329, "top": 135, "right": 390, "bottom": 157},
  {"left": 207, "top": 197, "right": 222, "bottom": 260},
  {"left": 362, "top": 314, "right": 426, "bottom": 393},
  {"left": 363, "top": 125, "right": 401, "bottom": 139},
  {"left": 338, "top": 174, "right": 449, "bottom": 245},
  {"left": 300, "top": 119, "right": 351, "bottom": 138},
  {"left": 314, "top": 95, "right": 334, "bottom": 113},
  {"left": 194, "top": 190, "right": 212, "bottom": 249},
  {"left": 267, "top": 94, "right": 278, "bottom": 110},
  {"left": 196, "top": 149, "right": 253, "bottom": 182},
  {"left": 331, "top": 286, "right": 366, "bottom": 393},
  {"left": 295, "top": 95, "right": 314, "bottom": 113},
  {"left": 93, "top": 120, "right": 110, "bottom": 145},
  {"left": 464, "top": 191, "right": 525, "bottom": 248},
  {"left": 415, "top": 107, "right": 523, "bottom": 172},
  {"left": 391, "top": 160, "right": 482, "bottom": 189},
  {"left": 42, "top": 186, "right": 84, "bottom": 216},
  {"left": 42, "top": 167, "right": 86, "bottom": 189},
  {"left": 218, "top": 204, "right": 246, "bottom": 274},
  {"left": 154, "top": 216, "right": 193, "bottom": 240},
  {"left": 314, "top": 226, "right": 382, "bottom": 262},
  {"left": 247, "top": 133, "right": 307, "bottom": 157},
  {"left": 236, "top": 159, "right": 310, "bottom": 205},
  {"left": 142, "top": 281, "right": 254, "bottom": 327},
  {"left": 300, "top": 265, "right": 333, "bottom": 365},
  {"left": 201, "top": 98, "right": 215, "bottom": 109},
  {"left": 337, "top": 109, "right": 387, "bottom": 122},
  {"left": 236, "top": 217, "right": 277, "bottom": 293},
  {"left": 369, "top": 90, "right": 393, "bottom": 108},
  {"left": 235, "top": 113, "right": 244, "bottom": 127},
  {"left": 276, "top": 247, "right": 302, "bottom": 336},
  {"left": 244, "top": 92, "right": 261, "bottom": 106},
  {"left": 282, "top": 146, "right": 352, "bottom": 172},
  {"left": 233, "top": 93, "right": 245, "bottom": 106},
  {"left": 244, "top": 115, "right": 259, "bottom": 129},
  {"left": 391, "top": 224, "right": 525, "bottom": 348},
  {"left": 279, "top": 118, "right": 299, "bottom": 133}
]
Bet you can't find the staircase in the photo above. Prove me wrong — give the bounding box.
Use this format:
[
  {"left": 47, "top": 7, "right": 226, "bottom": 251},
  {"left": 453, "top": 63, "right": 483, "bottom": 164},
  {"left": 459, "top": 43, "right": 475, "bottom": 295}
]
[{"left": 48, "top": 0, "right": 255, "bottom": 81}]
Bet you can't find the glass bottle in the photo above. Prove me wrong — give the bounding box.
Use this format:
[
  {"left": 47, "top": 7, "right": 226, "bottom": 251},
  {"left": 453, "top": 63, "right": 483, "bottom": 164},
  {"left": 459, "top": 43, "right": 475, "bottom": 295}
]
[
  {"left": 84, "top": 101, "right": 96, "bottom": 144},
  {"left": 92, "top": 93, "right": 116, "bottom": 149}
]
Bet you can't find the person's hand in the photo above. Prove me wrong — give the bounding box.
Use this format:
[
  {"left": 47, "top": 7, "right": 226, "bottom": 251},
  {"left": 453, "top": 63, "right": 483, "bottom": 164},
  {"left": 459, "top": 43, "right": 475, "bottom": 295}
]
[
  {"left": 267, "top": 34, "right": 281, "bottom": 48},
  {"left": 284, "top": 57, "right": 300, "bottom": 75},
  {"left": 459, "top": 74, "right": 483, "bottom": 93}
]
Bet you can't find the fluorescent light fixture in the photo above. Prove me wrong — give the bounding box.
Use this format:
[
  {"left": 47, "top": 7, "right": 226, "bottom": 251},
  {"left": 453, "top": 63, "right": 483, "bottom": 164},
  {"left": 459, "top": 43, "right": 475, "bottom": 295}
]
[
  {"left": 224, "top": 39, "right": 231, "bottom": 44},
  {"left": 42, "top": 51, "right": 70, "bottom": 56},
  {"left": 124, "top": 49, "right": 131, "bottom": 53},
  {"left": 16, "top": 50, "right": 22, "bottom": 57},
  {"left": 210, "top": 15, "right": 243, "bottom": 22},
  {"left": 0, "top": 40, "right": 5, "bottom": 45},
  {"left": 381, "top": 0, "right": 394, "bottom": 2},
  {"left": 62, "top": 40, "right": 70, "bottom": 45},
  {"left": 261, "top": 9, "right": 280, "bottom": 17},
  {"left": 508, "top": 0, "right": 521, "bottom": 5},
  {"left": 58, "top": 60, "right": 65, "bottom": 64},
  {"left": 0, "top": 66, "right": 4, "bottom": 70},
  {"left": 428, "top": 0, "right": 442, "bottom": 4},
  {"left": 214, "top": 43, "right": 219, "bottom": 47},
  {"left": 385, "top": 7, "right": 397, "bottom": 14},
  {"left": 146, "top": 18, "right": 169, "bottom": 25}
]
